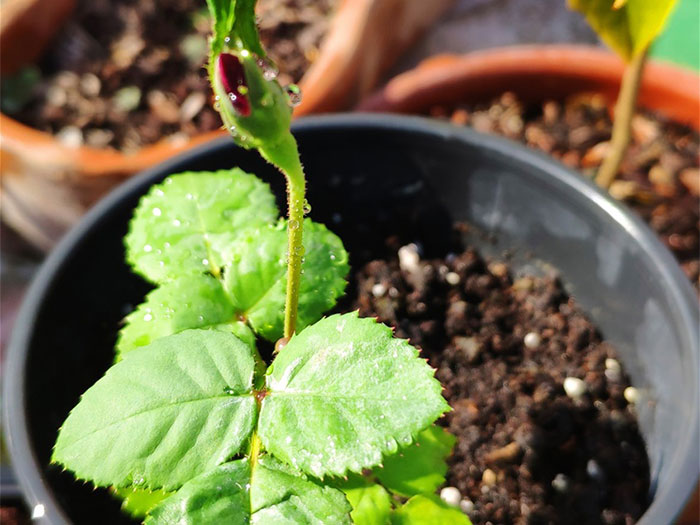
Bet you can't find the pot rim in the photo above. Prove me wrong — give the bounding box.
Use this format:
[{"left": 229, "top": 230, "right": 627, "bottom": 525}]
[
  {"left": 4, "top": 113, "right": 699, "bottom": 524},
  {"left": 357, "top": 44, "right": 700, "bottom": 129}
]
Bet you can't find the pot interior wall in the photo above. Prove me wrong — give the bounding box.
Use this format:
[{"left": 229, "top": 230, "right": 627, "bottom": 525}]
[{"left": 15, "top": 117, "right": 697, "bottom": 524}]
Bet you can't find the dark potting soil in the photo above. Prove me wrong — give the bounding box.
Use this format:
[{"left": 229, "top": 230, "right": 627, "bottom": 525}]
[
  {"left": 430, "top": 93, "right": 700, "bottom": 292},
  {"left": 2, "top": 0, "right": 336, "bottom": 153},
  {"left": 346, "top": 238, "right": 650, "bottom": 525}
]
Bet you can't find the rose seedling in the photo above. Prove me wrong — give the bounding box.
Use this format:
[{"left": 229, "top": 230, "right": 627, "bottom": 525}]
[{"left": 52, "top": 1, "right": 471, "bottom": 523}]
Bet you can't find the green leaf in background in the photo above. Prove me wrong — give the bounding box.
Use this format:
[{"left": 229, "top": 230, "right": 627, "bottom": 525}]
[
  {"left": 125, "top": 169, "right": 278, "bottom": 283},
  {"left": 344, "top": 482, "right": 393, "bottom": 525},
  {"left": 206, "top": 0, "right": 264, "bottom": 58},
  {"left": 258, "top": 312, "right": 450, "bottom": 478},
  {"left": 375, "top": 425, "right": 456, "bottom": 497},
  {"left": 53, "top": 330, "right": 257, "bottom": 490},
  {"left": 112, "top": 487, "right": 172, "bottom": 519},
  {"left": 146, "top": 457, "right": 352, "bottom": 524},
  {"left": 116, "top": 274, "right": 255, "bottom": 358},
  {"left": 391, "top": 495, "right": 472, "bottom": 525},
  {"left": 569, "top": 0, "right": 678, "bottom": 60},
  {"left": 223, "top": 219, "right": 349, "bottom": 341}
]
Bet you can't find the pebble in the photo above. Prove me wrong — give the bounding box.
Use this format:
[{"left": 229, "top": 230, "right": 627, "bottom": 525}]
[
  {"left": 180, "top": 92, "right": 206, "bottom": 122},
  {"left": 113, "top": 86, "right": 142, "bottom": 112},
  {"left": 80, "top": 73, "right": 101, "bottom": 97},
  {"left": 454, "top": 336, "right": 481, "bottom": 363},
  {"left": 440, "top": 486, "right": 461, "bottom": 507},
  {"left": 371, "top": 283, "right": 386, "bottom": 297},
  {"left": 523, "top": 332, "right": 541, "bottom": 349},
  {"left": 605, "top": 358, "right": 621, "bottom": 372},
  {"left": 624, "top": 386, "right": 639, "bottom": 404},
  {"left": 445, "top": 272, "right": 461, "bottom": 285},
  {"left": 482, "top": 468, "right": 497, "bottom": 486},
  {"left": 551, "top": 473, "right": 570, "bottom": 493},
  {"left": 398, "top": 244, "right": 420, "bottom": 273},
  {"left": 586, "top": 459, "right": 605, "bottom": 482},
  {"left": 460, "top": 499, "right": 475, "bottom": 514},
  {"left": 563, "top": 377, "right": 587, "bottom": 399},
  {"left": 679, "top": 168, "right": 699, "bottom": 196},
  {"left": 609, "top": 180, "right": 640, "bottom": 201},
  {"left": 56, "top": 126, "right": 83, "bottom": 148}
]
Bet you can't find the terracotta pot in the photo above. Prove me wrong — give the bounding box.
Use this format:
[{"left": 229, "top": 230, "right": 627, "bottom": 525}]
[
  {"left": 0, "top": 0, "right": 453, "bottom": 250},
  {"left": 358, "top": 45, "right": 700, "bottom": 130}
]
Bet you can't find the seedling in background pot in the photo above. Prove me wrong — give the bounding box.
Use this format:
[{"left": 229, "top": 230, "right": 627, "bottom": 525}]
[
  {"left": 568, "top": 0, "right": 678, "bottom": 189},
  {"left": 51, "top": 1, "right": 468, "bottom": 523}
]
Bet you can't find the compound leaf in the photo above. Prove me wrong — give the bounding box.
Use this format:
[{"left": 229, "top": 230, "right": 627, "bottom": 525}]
[
  {"left": 206, "top": 0, "right": 265, "bottom": 58},
  {"left": 569, "top": 0, "right": 677, "bottom": 60},
  {"left": 116, "top": 274, "right": 254, "bottom": 358},
  {"left": 53, "top": 330, "right": 257, "bottom": 490},
  {"left": 146, "top": 457, "right": 352, "bottom": 524},
  {"left": 223, "top": 219, "right": 349, "bottom": 341},
  {"left": 375, "top": 425, "right": 456, "bottom": 497},
  {"left": 125, "top": 169, "right": 277, "bottom": 283},
  {"left": 259, "top": 313, "right": 450, "bottom": 478},
  {"left": 391, "top": 495, "right": 472, "bottom": 525}
]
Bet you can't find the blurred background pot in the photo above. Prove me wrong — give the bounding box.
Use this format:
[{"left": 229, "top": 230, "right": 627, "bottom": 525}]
[
  {"left": 0, "top": 0, "right": 453, "bottom": 251},
  {"left": 358, "top": 45, "right": 699, "bottom": 128}
]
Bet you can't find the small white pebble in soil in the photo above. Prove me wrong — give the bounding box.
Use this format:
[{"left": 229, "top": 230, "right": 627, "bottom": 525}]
[
  {"left": 56, "top": 126, "right": 83, "bottom": 148},
  {"left": 605, "top": 368, "right": 621, "bottom": 382},
  {"left": 551, "top": 473, "right": 570, "bottom": 493},
  {"left": 563, "top": 377, "right": 587, "bottom": 399},
  {"left": 482, "top": 468, "right": 497, "bottom": 486},
  {"left": 446, "top": 272, "right": 461, "bottom": 285},
  {"left": 371, "top": 283, "right": 386, "bottom": 297},
  {"left": 523, "top": 332, "right": 541, "bottom": 349},
  {"left": 624, "top": 386, "right": 639, "bottom": 404},
  {"left": 460, "top": 499, "right": 475, "bottom": 514},
  {"left": 586, "top": 459, "right": 604, "bottom": 482},
  {"left": 439, "top": 486, "right": 461, "bottom": 507},
  {"left": 605, "top": 358, "right": 621, "bottom": 372},
  {"left": 398, "top": 244, "right": 420, "bottom": 273}
]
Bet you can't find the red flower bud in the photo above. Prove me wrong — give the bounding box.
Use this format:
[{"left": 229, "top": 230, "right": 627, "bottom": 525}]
[{"left": 217, "top": 53, "right": 251, "bottom": 117}]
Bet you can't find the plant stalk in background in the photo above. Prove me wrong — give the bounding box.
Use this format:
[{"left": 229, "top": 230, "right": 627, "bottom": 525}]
[{"left": 568, "top": 0, "right": 678, "bottom": 189}]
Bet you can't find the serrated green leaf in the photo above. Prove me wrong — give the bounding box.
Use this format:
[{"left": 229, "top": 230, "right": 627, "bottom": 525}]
[
  {"left": 206, "top": 0, "right": 265, "bottom": 58},
  {"left": 391, "top": 495, "right": 472, "bottom": 525},
  {"left": 344, "top": 483, "right": 392, "bottom": 525},
  {"left": 569, "top": 0, "right": 677, "bottom": 60},
  {"left": 125, "top": 169, "right": 278, "bottom": 283},
  {"left": 116, "top": 274, "right": 255, "bottom": 358},
  {"left": 53, "top": 330, "right": 257, "bottom": 490},
  {"left": 146, "top": 460, "right": 251, "bottom": 524},
  {"left": 146, "top": 456, "right": 351, "bottom": 524},
  {"left": 375, "top": 425, "right": 456, "bottom": 497},
  {"left": 251, "top": 456, "right": 352, "bottom": 524},
  {"left": 112, "top": 487, "right": 171, "bottom": 518},
  {"left": 222, "top": 219, "right": 349, "bottom": 341},
  {"left": 259, "top": 312, "right": 450, "bottom": 478}
]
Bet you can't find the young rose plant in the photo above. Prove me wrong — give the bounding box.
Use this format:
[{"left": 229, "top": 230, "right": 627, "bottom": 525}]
[{"left": 51, "top": 1, "right": 471, "bottom": 523}]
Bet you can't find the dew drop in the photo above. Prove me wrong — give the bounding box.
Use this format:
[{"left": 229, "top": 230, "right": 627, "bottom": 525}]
[
  {"left": 288, "top": 219, "right": 299, "bottom": 230},
  {"left": 330, "top": 254, "right": 336, "bottom": 261},
  {"left": 143, "top": 313, "right": 153, "bottom": 322},
  {"left": 172, "top": 219, "right": 181, "bottom": 227},
  {"left": 223, "top": 386, "right": 236, "bottom": 395},
  {"left": 285, "top": 84, "right": 302, "bottom": 107},
  {"left": 303, "top": 199, "right": 312, "bottom": 215},
  {"left": 257, "top": 57, "right": 279, "bottom": 81},
  {"left": 224, "top": 37, "right": 231, "bottom": 44},
  {"left": 186, "top": 193, "right": 194, "bottom": 200},
  {"left": 202, "top": 258, "right": 210, "bottom": 266},
  {"left": 143, "top": 244, "right": 153, "bottom": 253}
]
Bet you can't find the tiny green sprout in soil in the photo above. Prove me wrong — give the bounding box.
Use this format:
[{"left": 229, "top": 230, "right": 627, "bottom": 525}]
[{"left": 51, "top": 1, "right": 467, "bottom": 524}]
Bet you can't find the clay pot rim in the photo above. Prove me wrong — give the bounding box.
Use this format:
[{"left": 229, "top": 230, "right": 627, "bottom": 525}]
[{"left": 358, "top": 44, "right": 700, "bottom": 129}]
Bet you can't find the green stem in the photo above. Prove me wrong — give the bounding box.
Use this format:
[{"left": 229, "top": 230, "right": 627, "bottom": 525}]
[
  {"left": 596, "top": 49, "right": 647, "bottom": 189},
  {"left": 259, "top": 134, "right": 306, "bottom": 339},
  {"left": 249, "top": 431, "right": 262, "bottom": 472}
]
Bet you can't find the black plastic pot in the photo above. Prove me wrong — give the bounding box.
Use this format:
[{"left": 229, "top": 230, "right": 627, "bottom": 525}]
[{"left": 4, "top": 115, "right": 699, "bottom": 524}]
